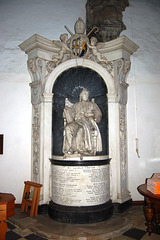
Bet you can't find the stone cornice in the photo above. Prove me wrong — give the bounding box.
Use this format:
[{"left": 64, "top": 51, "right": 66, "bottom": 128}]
[
  {"left": 18, "top": 34, "right": 60, "bottom": 54},
  {"left": 98, "top": 35, "right": 139, "bottom": 57},
  {"left": 19, "top": 34, "right": 139, "bottom": 63}
]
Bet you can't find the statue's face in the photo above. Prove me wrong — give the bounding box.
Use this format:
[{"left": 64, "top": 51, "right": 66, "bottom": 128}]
[{"left": 81, "top": 90, "right": 89, "bottom": 101}]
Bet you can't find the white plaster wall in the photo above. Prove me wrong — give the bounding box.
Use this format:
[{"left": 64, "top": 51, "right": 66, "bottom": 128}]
[
  {"left": 0, "top": 0, "right": 160, "bottom": 202},
  {"left": 0, "top": 0, "right": 86, "bottom": 203},
  {"left": 121, "top": 0, "right": 160, "bottom": 200}
]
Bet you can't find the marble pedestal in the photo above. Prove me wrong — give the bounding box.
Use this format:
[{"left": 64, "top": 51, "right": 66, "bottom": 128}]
[{"left": 49, "top": 156, "right": 113, "bottom": 223}]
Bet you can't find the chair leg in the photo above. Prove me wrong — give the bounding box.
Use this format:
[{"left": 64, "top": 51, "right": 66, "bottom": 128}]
[
  {"left": 21, "top": 184, "right": 31, "bottom": 213},
  {"left": 34, "top": 188, "right": 41, "bottom": 216},
  {"left": 29, "top": 188, "right": 38, "bottom": 217}
]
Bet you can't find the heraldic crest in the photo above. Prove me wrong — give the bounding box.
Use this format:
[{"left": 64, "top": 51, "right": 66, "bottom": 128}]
[{"left": 52, "top": 18, "right": 113, "bottom": 73}]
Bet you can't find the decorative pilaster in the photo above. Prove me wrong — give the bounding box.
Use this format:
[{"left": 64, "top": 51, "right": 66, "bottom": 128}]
[
  {"left": 114, "top": 58, "right": 131, "bottom": 203},
  {"left": 27, "top": 55, "right": 54, "bottom": 203}
]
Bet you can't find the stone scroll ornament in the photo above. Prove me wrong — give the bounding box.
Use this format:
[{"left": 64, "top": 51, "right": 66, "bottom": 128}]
[
  {"left": 51, "top": 18, "right": 113, "bottom": 74},
  {"left": 62, "top": 89, "right": 102, "bottom": 157}
]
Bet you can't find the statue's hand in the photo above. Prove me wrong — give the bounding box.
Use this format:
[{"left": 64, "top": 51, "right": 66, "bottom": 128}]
[{"left": 85, "top": 112, "right": 94, "bottom": 118}]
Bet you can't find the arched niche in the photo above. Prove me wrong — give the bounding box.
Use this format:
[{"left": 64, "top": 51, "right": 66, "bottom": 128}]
[
  {"left": 45, "top": 59, "right": 115, "bottom": 96},
  {"left": 52, "top": 66, "right": 108, "bottom": 156},
  {"left": 42, "top": 59, "right": 121, "bottom": 204}
]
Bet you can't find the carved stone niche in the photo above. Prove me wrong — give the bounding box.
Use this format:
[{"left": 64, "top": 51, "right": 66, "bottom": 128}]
[
  {"left": 86, "top": 0, "right": 129, "bottom": 42},
  {"left": 19, "top": 18, "right": 138, "bottom": 221}
]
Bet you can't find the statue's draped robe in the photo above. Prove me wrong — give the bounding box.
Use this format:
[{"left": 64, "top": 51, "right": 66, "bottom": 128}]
[{"left": 63, "top": 100, "right": 102, "bottom": 155}]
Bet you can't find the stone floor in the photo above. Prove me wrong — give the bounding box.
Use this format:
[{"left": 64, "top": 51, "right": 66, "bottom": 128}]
[{"left": 6, "top": 205, "right": 160, "bottom": 240}]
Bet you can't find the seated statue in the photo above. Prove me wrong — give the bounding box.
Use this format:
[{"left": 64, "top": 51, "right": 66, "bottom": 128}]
[{"left": 62, "top": 89, "right": 102, "bottom": 156}]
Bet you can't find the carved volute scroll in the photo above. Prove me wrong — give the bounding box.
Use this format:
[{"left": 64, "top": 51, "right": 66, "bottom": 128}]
[
  {"left": 114, "top": 58, "right": 130, "bottom": 105},
  {"left": 28, "top": 57, "right": 46, "bottom": 105}
]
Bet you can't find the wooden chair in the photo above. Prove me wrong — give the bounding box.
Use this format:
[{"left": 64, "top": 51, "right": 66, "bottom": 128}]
[{"left": 21, "top": 181, "right": 43, "bottom": 217}]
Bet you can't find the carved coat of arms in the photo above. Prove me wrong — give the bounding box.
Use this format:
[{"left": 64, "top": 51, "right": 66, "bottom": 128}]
[
  {"left": 51, "top": 17, "right": 113, "bottom": 74},
  {"left": 70, "top": 33, "right": 89, "bottom": 58}
]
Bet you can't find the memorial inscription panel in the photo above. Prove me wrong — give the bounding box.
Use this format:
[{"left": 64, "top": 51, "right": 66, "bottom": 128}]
[{"left": 52, "top": 164, "right": 110, "bottom": 206}]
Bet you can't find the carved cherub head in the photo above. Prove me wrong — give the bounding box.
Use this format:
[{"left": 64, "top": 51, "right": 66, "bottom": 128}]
[
  {"left": 90, "top": 37, "right": 98, "bottom": 46},
  {"left": 60, "top": 33, "right": 68, "bottom": 43}
]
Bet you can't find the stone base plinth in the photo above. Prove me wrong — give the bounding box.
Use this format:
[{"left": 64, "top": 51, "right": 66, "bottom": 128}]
[{"left": 48, "top": 200, "right": 113, "bottom": 224}]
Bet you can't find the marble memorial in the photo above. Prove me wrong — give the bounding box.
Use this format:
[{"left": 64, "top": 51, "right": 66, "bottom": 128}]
[{"left": 19, "top": 17, "right": 139, "bottom": 223}]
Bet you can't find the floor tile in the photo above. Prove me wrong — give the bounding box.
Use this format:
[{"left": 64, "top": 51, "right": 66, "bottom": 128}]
[
  {"left": 25, "top": 234, "right": 47, "bottom": 240},
  {"left": 152, "top": 224, "right": 160, "bottom": 235},
  {"left": 18, "top": 239, "right": 29, "bottom": 240},
  {"left": 6, "top": 230, "right": 22, "bottom": 240},
  {"left": 111, "top": 235, "right": 134, "bottom": 240},
  {"left": 13, "top": 227, "right": 33, "bottom": 237},
  {"left": 7, "top": 222, "right": 17, "bottom": 230},
  {"left": 5, "top": 206, "right": 160, "bottom": 240},
  {"left": 122, "top": 228, "right": 147, "bottom": 240}
]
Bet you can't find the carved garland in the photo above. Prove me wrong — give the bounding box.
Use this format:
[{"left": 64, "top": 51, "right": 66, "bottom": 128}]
[
  {"left": 32, "top": 104, "right": 41, "bottom": 182},
  {"left": 119, "top": 104, "right": 127, "bottom": 189}
]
